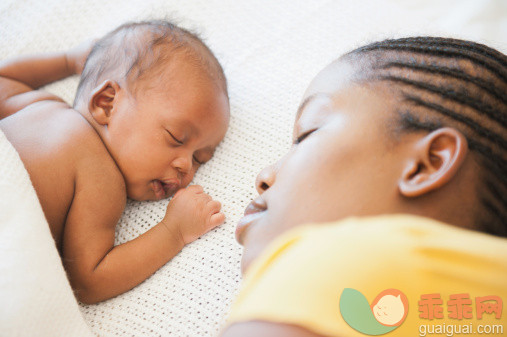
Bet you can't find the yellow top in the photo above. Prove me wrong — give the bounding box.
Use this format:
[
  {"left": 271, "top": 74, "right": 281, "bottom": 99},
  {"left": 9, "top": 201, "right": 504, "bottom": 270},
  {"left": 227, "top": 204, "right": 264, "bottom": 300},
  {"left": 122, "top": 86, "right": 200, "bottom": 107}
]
[{"left": 227, "top": 215, "right": 507, "bottom": 336}]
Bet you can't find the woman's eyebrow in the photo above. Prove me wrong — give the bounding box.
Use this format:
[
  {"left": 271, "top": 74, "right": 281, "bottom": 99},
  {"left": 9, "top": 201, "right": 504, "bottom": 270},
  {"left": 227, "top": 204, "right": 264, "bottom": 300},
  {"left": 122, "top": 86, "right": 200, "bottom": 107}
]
[{"left": 295, "top": 93, "right": 321, "bottom": 120}]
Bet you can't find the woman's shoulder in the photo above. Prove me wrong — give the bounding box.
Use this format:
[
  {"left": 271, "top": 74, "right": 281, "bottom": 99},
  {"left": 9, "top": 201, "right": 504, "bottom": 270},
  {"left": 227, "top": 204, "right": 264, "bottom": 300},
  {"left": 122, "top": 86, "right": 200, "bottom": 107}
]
[
  {"left": 285, "top": 214, "right": 507, "bottom": 259},
  {"left": 246, "top": 214, "right": 507, "bottom": 284},
  {"left": 228, "top": 214, "right": 507, "bottom": 336}
]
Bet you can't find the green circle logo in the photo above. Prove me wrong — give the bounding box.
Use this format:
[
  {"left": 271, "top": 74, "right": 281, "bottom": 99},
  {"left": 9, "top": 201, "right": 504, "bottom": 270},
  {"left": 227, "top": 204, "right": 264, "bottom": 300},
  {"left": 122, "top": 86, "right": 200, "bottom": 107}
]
[{"left": 339, "top": 288, "right": 409, "bottom": 335}]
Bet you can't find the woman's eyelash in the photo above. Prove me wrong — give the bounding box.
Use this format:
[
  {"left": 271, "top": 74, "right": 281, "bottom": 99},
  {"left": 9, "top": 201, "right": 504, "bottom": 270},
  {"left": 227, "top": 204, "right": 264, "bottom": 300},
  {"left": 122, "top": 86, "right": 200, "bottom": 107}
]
[
  {"left": 295, "top": 129, "right": 317, "bottom": 144},
  {"left": 167, "top": 130, "right": 183, "bottom": 144}
]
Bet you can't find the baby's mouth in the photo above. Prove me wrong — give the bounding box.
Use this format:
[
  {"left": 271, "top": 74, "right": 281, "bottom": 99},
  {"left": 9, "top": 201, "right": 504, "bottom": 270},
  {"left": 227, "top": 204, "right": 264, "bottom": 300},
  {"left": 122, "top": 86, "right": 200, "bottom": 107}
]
[{"left": 152, "top": 179, "right": 180, "bottom": 200}]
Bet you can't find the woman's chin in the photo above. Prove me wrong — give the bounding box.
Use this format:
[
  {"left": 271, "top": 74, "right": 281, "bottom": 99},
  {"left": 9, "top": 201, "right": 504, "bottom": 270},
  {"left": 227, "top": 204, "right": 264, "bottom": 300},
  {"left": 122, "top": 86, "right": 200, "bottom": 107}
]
[
  {"left": 240, "top": 243, "right": 267, "bottom": 275},
  {"left": 240, "top": 249, "right": 254, "bottom": 275}
]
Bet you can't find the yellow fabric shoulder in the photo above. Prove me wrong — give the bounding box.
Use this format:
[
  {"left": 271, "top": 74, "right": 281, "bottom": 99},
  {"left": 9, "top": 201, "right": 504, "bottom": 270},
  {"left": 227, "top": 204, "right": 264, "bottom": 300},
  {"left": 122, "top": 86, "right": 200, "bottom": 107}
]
[{"left": 227, "top": 214, "right": 507, "bottom": 336}]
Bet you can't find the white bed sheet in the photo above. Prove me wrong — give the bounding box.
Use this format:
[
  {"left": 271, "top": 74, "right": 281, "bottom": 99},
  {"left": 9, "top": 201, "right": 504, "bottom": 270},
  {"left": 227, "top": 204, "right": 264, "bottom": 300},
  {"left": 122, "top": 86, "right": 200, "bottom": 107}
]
[{"left": 0, "top": 0, "right": 505, "bottom": 336}]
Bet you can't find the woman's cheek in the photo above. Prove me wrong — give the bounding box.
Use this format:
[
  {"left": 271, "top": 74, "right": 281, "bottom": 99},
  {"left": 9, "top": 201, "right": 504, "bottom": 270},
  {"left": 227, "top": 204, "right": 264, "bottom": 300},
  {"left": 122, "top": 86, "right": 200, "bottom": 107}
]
[{"left": 285, "top": 136, "right": 333, "bottom": 178}]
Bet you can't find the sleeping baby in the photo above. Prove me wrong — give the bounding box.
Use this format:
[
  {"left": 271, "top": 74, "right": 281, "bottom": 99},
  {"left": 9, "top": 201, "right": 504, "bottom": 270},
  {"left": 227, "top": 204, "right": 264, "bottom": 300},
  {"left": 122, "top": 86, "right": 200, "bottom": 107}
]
[{"left": 0, "top": 20, "right": 229, "bottom": 304}]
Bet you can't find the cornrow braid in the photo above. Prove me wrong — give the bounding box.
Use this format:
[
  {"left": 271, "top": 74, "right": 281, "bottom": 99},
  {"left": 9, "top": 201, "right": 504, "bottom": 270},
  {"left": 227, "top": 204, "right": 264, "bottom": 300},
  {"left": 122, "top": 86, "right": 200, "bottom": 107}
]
[
  {"left": 403, "top": 94, "right": 507, "bottom": 151},
  {"left": 382, "top": 62, "right": 506, "bottom": 105},
  {"left": 355, "top": 40, "right": 507, "bottom": 83},
  {"left": 348, "top": 37, "right": 507, "bottom": 237},
  {"left": 387, "top": 37, "right": 507, "bottom": 68},
  {"left": 380, "top": 75, "right": 506, "bottom": 128}
]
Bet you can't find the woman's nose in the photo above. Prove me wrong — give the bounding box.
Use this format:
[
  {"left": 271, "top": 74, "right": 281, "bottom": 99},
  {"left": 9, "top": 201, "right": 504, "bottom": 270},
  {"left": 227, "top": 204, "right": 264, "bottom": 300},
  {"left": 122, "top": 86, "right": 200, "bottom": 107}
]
[{"left": 255, "top": 163, "right": 277, "bottom": 194}]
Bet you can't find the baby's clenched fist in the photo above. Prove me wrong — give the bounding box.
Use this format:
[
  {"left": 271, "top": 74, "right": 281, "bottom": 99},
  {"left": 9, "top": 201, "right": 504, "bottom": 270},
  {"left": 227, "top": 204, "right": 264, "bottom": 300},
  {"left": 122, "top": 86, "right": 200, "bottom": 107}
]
[{"left": 162, "top": 185, "right": 225, "bottom": 245}]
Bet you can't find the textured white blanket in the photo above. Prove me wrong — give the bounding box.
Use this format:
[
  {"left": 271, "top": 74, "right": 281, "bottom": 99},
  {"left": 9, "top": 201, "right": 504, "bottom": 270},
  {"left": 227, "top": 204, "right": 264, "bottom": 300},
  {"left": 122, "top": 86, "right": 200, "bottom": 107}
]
[
  {"left": 0, "top": 130, "right": 93, "bottom": 337},
  {"left": 1, "top": 0, "right": 505, "bottom": 336}
]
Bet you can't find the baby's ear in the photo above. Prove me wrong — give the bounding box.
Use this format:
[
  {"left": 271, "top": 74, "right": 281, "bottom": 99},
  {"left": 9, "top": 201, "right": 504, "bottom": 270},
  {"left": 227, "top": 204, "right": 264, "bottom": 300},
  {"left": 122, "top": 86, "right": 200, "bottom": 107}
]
[
  {"left": 398, "top": 127, "right": 469, "bottom": 198},
  {"left": 88, "top": 80, "right": 120, "bottom": 125}
]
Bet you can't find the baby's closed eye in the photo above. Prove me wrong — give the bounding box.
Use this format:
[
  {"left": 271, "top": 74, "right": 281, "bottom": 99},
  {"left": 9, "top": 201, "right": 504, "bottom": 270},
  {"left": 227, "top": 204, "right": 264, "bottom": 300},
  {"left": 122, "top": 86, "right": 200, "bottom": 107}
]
[{"left": 166, "top": 129, "right": 184, "bottom": 145}]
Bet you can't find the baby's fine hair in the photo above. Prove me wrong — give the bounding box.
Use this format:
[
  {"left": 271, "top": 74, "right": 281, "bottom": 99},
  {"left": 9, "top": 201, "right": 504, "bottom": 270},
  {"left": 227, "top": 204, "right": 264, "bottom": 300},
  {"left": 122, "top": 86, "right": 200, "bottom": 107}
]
[
  {"left": 344, "top": 37, "right": 506, "bottom": 237},
  {"left": 74, "top": 20, "right": 227, "bottom": 106}
]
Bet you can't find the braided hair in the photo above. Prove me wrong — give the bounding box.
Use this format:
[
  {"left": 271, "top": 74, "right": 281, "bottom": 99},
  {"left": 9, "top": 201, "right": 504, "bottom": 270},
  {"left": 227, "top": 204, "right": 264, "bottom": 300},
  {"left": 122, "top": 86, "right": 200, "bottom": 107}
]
[{"left": 344, "top": 37, "right": 506, "bottom": 237}]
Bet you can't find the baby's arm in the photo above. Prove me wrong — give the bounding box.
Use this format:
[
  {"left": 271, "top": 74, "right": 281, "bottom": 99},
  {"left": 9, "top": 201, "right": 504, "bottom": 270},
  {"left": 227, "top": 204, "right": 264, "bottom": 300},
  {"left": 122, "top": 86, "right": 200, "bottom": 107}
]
[
  {"left": 0, "top": 41, "right": 93, "bottom": 118},
  {"left": 64, "top": 174, "right": 224, "bottom": 304}
]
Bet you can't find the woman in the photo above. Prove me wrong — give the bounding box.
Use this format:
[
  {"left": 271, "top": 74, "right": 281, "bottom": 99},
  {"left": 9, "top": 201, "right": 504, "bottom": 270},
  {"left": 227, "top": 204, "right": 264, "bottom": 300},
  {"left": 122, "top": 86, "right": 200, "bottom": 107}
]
[{"left": 222, "top": 37, "right": 507, "bottom": 336}]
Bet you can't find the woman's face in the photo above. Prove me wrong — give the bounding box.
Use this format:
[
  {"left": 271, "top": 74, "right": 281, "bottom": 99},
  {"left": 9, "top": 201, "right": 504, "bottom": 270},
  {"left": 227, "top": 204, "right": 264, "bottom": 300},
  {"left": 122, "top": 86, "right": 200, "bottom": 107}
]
[{"left": 237, "top": 61, "right": 411, "bottom": 272}]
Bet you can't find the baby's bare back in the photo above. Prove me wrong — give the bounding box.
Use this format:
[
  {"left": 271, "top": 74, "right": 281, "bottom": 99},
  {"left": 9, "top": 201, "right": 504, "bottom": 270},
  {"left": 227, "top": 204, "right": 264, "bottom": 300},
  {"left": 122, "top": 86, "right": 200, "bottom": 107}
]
[{"left": 0, "top": 100, "right": 126, "bottom": 250}]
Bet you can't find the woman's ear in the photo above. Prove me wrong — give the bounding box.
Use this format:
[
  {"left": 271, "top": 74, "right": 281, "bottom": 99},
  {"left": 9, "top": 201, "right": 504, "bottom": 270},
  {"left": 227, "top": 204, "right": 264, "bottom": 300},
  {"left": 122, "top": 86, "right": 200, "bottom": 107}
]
[
  {"left": 88, "top": 80, "right": 120, "bottom": 125},
  {"left": 399, "top": 127, "right": 469, "bottom": 198}
]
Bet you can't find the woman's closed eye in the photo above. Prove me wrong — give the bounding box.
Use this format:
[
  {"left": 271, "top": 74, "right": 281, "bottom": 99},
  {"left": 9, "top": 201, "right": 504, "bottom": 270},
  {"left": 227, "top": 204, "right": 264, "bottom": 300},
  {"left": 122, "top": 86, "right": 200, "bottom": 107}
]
[{"left": 294, "top": 129, "right": 317, "bottom": 145}]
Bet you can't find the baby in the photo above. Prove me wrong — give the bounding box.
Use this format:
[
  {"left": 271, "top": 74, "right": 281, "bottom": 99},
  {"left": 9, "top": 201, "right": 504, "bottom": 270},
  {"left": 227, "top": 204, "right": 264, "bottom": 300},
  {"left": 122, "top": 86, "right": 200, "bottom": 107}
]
[{"left": 0, "top": 20, "right": 230, "bottom": 304}]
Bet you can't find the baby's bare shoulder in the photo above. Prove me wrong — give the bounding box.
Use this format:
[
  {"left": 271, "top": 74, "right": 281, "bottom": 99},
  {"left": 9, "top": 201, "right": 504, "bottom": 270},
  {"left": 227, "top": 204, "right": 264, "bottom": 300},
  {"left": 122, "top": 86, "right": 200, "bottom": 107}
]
[
  {"left": 22, "top": 102, "right": 123, "bottom": 187},
  {"left": 2, "top": 100, "right": 125, "bottom": 198},
  {"left": 0, "top": 101, "right": 126, "bottom": 239},
  {"left": 48, "top": 104, "right": 127, "bottom": 232},
  {"left": 0, "top": 100, "right": 122, "bottom": 188},
  {"left": 72, "top": 125, "right": 127, "bottom": 211},
  {"left": 60, "top": 109, "right": 127, "bottom": 212}
]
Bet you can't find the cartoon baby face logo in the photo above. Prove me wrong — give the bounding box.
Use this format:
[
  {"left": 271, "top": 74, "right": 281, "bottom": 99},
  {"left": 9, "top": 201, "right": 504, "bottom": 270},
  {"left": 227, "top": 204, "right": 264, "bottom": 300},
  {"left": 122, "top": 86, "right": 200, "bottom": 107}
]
[
  {"left": 371, "top": 289, "right": 409, "bottom": 327},
  {"left": 340, "top": 288, "right": 409, "bottom": 335}
]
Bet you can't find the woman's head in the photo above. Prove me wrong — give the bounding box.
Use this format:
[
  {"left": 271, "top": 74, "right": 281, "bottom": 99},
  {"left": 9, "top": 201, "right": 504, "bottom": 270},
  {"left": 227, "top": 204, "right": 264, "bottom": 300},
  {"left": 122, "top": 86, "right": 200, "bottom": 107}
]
[{"left": 237, "top": 37, "right": 506, "bottom": 272}]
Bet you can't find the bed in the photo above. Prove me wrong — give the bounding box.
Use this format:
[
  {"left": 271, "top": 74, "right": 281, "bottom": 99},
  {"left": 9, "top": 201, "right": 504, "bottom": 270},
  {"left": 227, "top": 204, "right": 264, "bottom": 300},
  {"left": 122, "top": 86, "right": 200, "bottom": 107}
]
[{"left": 0, "top": 0, "right": 505, "bottom": 336}]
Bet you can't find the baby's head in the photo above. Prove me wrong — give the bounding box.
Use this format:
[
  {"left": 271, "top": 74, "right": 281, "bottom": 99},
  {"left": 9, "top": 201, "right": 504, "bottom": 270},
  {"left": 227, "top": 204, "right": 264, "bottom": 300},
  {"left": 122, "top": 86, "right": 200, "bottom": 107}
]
[
  {"left": 371, "top": 289, "right": 408, "bottom": 326},
  {"left": 74, "top": 21, "right": 230, "bottom": 201},
  {"left": 238, "top": 37, "right": 506, "bottom": 271},
  {"left": 75, "top": 20, "right": 228, "bottom": 104}
]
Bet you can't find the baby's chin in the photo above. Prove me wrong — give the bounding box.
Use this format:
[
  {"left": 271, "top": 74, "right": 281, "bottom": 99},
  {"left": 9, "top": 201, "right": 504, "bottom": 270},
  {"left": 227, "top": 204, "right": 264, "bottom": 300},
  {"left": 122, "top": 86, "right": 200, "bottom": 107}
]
[{"left": 127, "top": 193, "right": 155, "bottom": 202}]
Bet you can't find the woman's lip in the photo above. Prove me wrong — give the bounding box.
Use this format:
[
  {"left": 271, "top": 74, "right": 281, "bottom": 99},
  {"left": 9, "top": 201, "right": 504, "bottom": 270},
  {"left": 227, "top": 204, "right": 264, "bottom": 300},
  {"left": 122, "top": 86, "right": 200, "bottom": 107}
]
[
  {"left": 244, "top": 198, "right": 267, "bottom": 216},
  {"left": 236, "top": 198, "right": 267, "bottom": 244},
  {"left": 235, "top": 211, "right": 266, "bottom": 245}
]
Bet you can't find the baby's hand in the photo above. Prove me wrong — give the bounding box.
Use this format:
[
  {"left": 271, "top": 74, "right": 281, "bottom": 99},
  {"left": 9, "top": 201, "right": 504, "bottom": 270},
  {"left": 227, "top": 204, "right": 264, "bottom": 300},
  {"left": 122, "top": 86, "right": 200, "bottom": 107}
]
[
  {"left": 162, "top": 185, "right": 225, "bottom": 245},
  {"left": 65, "top": 39, "right": 98, "bottom": 75}
]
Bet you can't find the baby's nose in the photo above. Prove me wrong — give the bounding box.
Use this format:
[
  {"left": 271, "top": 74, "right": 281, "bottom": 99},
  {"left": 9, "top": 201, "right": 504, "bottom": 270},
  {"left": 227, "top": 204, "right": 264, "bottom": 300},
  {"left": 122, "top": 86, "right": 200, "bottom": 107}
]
[{"left": 172, "top": 156, "right": 192, "bottom": 174}]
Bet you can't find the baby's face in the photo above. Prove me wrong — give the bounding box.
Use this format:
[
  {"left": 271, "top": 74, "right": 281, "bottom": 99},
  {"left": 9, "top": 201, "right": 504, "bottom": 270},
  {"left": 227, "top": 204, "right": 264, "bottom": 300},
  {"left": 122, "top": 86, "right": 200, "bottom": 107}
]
[
  {"left": 236, "top": 60, "right": 410, "bottom": 272},
  {"left": 372, "top": 295, "right": 405, "bottom": 326},
  {"left": 106, "top": 59, "right": 229, "bottom": 201}
]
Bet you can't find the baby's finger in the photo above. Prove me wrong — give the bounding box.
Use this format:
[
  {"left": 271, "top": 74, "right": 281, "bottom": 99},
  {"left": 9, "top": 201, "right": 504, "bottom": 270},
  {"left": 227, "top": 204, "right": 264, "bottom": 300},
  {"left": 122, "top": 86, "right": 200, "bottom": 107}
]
[
  {"left": 209, "top": 212, "right": 225, "bottom": 228},
  {"left": 206, "top": 200, "right": 222, "bottom": 214},
  {"left": 188, "top": 185, "right": 204, "bottom": 194},
  {"left": 201, "top": 193, "right": 212, "bottom": 203},
  {"left": 173, "top": 188, "right": 185, "bottom": 199}
]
